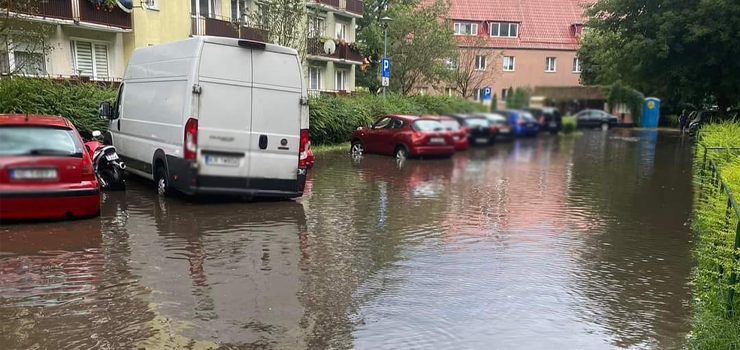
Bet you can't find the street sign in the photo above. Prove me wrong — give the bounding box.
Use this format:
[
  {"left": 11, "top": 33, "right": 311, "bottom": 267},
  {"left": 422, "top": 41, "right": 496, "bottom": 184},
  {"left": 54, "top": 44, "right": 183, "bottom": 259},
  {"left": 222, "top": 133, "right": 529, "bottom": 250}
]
[
  {"left": 381, "top": 76, "right": 389, "bottom": 87},
  {"left": 381, "top": 57, "right": 391, "bottom": 78},
  {"left": 483, "top": 87, "right": 492, "bottom": 100}
]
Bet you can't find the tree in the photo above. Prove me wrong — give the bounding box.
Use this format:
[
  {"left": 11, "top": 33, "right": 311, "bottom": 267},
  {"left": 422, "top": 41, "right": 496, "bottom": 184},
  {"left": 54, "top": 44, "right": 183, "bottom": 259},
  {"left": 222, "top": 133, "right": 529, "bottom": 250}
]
[
  {"left": 355, "top": 0, "right": 457, "bottom": 96},
  {"left": 578, "top": 0, "right": 740, "bottom": 115},
  {"left": 448, "top": 35, "right": 499, "bottom": 99},
  {"left": 0, "top": 0, "right": 54, "bottom": 75},
  {"left": 248, "top": 0, "right": 307, "bottom": 60}
]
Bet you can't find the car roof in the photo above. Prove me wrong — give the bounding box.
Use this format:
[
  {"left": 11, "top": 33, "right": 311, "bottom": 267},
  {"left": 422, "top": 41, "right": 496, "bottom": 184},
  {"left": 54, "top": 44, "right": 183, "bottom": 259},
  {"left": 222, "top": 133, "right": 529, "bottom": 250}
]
[
  {"left": 424, "top": 115, "right": 457, "bottom": 121},
  {"left": 0, "top": 114, "right": 72, "bottom": 128}
]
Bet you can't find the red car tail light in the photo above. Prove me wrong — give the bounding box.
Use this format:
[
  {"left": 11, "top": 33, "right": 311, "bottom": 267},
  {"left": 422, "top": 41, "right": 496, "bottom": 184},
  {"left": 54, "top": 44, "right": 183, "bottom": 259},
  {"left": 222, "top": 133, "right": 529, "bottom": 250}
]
[
  {"left": 299, "top": 129, "right": 309, "bottom": 167},
  {"left": 462, "top": 126, "right": 471, "bottom": 134},
  {"left": 184, "top": 118, "right": 198, "bottom": 160},
  {"left": 82, "top": 151, "right": 95, "bottom": 182}
]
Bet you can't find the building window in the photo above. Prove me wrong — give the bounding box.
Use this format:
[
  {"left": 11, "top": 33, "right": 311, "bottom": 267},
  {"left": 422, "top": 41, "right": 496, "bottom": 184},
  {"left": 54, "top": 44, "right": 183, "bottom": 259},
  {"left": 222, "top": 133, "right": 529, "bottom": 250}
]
[
  {"left": 501, "top": 88, "right": 508, "bottom": 99},
  {"left": 490, "top": 22, "right": 518, "bottom": 38},
  {"left": 473, "top": 88, "right": 483, "bottom": 101},
  {"left": 231, "top": 0, "right": 250, "bottom": 22},
  {"left": 308, "top": 17, "right": 325, "bottom": 38},
  {"left": 545, "top": 57, "right": 556, "bottom": 72},
  {"left": 193, "top": 0, "right": 217, "bottom": 17},
  {"left": 335, "top": 22, "right": 348, "bottom": 41},
  {"left": 573, "top": 57, "right": 581, "bottom": 73},
  {"left": 475, "top": 55, "right": 486, "bottom": 71},
  {"left": 0, "top": 36, "right": 47, "bottom": 76},
  {"left": 309, "top": 66, "right": 322, "bottom": 90},
  {"left": 445, "top": 57, "right": 457, "bottom": 70},
  {"left": 71, "top": 40, "right": 109, "bottom": 80},
  {"left": 445, "top": 87, "right": 455, "bottom": 97},
  {"left": 417, "top": 87, "right": 428, "bottom": 96},
  {"left": 453, "top": 23, "right": 478, "bottom": 36},
  {"left": 335, "top": 69, "right": 347, "bottom": 91},
  {"left": 145, "top": 0, "right": 159, "bottom": 10},
  {"left": 503, "top": 56, "right": 515, "bottom": 71}
]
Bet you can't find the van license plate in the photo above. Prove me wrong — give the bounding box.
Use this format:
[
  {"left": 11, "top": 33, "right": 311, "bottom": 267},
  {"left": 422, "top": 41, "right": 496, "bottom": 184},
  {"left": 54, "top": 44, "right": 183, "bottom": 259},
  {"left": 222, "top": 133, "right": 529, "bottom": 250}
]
[
  {"left": 11, "top": 168, "right": 57, "bottom": 180},
  {"left": 205, "top": 155, "right": 239, "bottom": 167},
  {"left": 430, "top": 137, "right": 445, "bottom": 144}
]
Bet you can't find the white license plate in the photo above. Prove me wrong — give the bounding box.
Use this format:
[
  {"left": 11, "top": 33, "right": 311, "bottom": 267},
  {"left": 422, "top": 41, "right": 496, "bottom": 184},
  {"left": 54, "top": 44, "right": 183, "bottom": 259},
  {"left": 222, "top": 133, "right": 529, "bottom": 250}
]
[
  {"left": 549, "top": 122, "right": 557, "bottom": 128},
  {"left": 500, "top": 128, "right": 510, "bottom": 133},
  {"left": 105, "top": 153, "right": 119, "bottom": 161},
  {"left": 11, "top": 168, "right": 57, "bottom": 180},
  {"left": 475, "top": 138, "right": 488, "bottom": 143},
  {"left": 205, "top": 155, "right": 240, "bottom": 167},
  {"left": 429, "top": 137, "right": 445, "bottom": 144}
]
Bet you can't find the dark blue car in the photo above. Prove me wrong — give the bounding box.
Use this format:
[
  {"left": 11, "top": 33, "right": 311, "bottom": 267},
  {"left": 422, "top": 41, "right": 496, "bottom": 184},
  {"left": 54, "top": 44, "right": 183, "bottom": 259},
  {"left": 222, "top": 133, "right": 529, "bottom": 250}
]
[{"left": 498, "top": 110, "right": 539, "bottom": 137}]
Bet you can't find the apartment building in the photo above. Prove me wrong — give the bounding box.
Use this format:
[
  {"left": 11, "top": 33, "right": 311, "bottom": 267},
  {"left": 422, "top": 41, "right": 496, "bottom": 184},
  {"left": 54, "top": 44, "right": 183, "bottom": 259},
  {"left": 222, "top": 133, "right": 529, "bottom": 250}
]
[
  {"left": 440, "top": 0, "right": 595, "bottom": 108},
  {"left": 1, "top": 0, "right": 132, "bottom": 80},
  {"left": 121, "top": 0, "right": 362, "bottom": 94}
]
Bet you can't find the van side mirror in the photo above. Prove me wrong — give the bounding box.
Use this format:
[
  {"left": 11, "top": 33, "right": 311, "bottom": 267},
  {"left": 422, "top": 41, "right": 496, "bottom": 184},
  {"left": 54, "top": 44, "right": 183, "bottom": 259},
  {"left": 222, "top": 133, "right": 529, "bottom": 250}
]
[{"left": 99, "top": 102, "right": 113, "bottom": 120}]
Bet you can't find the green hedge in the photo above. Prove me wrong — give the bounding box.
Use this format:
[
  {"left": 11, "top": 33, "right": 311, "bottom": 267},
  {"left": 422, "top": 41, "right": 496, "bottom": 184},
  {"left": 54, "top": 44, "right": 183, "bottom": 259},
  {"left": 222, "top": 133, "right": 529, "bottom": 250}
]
[
  {"left": 561, "top": 116, "right": 576, "bottom": 134},
  {"left": 691, "top": 122, "right": 740, "bottom": 350},
  {"left": 308, "top": 93, "right": 486, "bottom": 145},
  {"left": 0, "top": 77, "right": 117, "bottom": 133}
]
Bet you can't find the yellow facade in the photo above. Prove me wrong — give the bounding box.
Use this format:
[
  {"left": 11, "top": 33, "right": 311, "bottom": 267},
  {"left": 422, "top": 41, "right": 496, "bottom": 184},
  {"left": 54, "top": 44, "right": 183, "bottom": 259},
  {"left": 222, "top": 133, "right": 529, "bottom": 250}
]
[{"left": 123, "top": 1, "right": 232, "bottom": 65}]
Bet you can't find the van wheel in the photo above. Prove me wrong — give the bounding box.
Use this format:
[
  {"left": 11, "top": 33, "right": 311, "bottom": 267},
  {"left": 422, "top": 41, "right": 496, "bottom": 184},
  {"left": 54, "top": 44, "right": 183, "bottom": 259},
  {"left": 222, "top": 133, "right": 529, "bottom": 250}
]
[
  {"left": 155, "top": 166, "right": 172, "bottom": 197},
  {"left": 601, "top": 123, "right": 610, "bottom": 131},
  {"left": 395, "top": 146, "right": 409, "bottom": 160},
  {"left": 350, "top": 140, "right": 364, "bottom": 156}
]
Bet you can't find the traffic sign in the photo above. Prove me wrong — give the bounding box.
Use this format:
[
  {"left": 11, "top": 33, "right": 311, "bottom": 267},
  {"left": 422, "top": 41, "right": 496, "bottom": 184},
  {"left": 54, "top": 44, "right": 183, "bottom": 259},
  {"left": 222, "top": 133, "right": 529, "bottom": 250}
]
[
  {"left": 381, "top": 76, "right": 389, "bottom": 87},
  {"left": 483, "top": 87, "right": 492, "bottom": 100},
  {"left": 381, "top": 57, "right": 391, "bottom": 78}
]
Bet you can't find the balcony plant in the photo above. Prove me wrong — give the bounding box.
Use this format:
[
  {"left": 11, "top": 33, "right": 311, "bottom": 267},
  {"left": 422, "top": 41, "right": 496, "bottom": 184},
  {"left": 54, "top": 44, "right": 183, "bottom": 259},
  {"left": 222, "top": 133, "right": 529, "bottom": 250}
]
[{"left": 88, "top": 0, "right": 117, "bottom": 12}]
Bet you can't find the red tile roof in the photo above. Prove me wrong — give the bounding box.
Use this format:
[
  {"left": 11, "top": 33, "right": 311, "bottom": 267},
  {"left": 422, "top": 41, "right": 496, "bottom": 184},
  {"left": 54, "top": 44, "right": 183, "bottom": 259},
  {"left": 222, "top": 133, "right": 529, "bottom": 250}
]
[{"left": 443, "top": 0, "right": 596, "bottom": 50}]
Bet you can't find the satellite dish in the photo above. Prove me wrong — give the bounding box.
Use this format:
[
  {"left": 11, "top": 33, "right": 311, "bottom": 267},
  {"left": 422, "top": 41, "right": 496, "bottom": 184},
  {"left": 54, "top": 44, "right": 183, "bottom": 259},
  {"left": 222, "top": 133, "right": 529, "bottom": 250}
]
[{"left": 323, "top": 40, "right": 336, "bottom": 55}]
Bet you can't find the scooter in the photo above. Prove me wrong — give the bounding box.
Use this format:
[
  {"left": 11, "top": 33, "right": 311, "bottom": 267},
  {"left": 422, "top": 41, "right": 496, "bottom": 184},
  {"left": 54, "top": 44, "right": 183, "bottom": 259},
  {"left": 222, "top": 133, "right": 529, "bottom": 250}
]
[{"left": 82, "top": 131, "right": 126, "bottom": 190}]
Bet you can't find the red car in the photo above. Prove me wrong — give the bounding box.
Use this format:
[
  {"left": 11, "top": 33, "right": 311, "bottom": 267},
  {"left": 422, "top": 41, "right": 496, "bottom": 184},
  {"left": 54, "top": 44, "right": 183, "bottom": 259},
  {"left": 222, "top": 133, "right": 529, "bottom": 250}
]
[
  {"left": 351, "top": 115, "right": 455, "bottom": 159},
  {"left": 0, "top": 114, "right": 100, "bottom": 220},
  {"left": 429, "top": 115, "right": 469, "bottom": 151}
]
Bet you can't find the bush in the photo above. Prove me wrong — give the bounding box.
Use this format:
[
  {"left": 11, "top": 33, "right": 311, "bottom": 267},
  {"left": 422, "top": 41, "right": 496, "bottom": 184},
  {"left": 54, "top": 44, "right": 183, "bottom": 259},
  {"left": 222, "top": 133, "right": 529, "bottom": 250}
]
[
  {"left": 561, "top": 116, "right": 576, "bottom": 134},
  {"left": 308, "top": 92, "right": 485, "bottom": 145},
  {"left": 666, "top": 114, "right": 679, "bottom": 128},
  {"left": 0, "top": 77, "right": 117, "bottom": 133},
  {"left": 690, "top": 121, "right": 740, "bottom": 350}
]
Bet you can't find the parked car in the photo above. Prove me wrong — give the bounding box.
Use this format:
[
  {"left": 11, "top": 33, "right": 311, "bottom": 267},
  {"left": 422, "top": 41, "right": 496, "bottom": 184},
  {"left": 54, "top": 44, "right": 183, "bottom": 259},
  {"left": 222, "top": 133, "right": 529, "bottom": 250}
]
[
  {"left": 0, "top": 114, "right": 100, "bottom": 220},
  {"left": 351, "top": 115, "right": 455, "bottom": 160},
  {"left": 574, "top": 109, "right": 619, "bottom": 130},
  {"left": 477, "top": 113, "right": 513, "bottom": 140},
  {"left": 432, "top": 116, "right": 469, "bottom": 151},
  {"left": 524, "top": 107, "right": 562, "bottom": 134},
  {"left": 497, "top": 110, "right": 539, "bottom": 137},
  {"left": 447, "top": 114, "right": 495, "bottom": 146},
  {"left": 99, "top": 37, "right": 308, "bottom": 198}
]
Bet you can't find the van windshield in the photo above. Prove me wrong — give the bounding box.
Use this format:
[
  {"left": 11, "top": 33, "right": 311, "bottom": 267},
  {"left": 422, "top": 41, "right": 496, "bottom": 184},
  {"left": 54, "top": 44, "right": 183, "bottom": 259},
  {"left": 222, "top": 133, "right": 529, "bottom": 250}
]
[
  {"left": 0, "top": 127, "right": 82, "bottom": 157},
  {"left": 412, "top": 120, "right": 445, "bottom": 132}
]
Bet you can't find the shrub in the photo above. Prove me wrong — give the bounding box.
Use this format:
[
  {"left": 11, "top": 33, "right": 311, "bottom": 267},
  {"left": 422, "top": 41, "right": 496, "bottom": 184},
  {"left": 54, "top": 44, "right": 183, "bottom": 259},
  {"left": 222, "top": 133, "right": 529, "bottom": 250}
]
[
  {"left": 561, "top": 116, "right": 576, "bottom": 134},
  {"left": 0, "top": 77, "right": 117, "bottom": 133},
  {"left": 666, "top": 114, "right": 679, "bottom": 128},
  {"left": 690, "top": 121, "right": 740, "bottom": 350},
  {"left": 308, "top": 92, "right": 485, "bottom": 145}
]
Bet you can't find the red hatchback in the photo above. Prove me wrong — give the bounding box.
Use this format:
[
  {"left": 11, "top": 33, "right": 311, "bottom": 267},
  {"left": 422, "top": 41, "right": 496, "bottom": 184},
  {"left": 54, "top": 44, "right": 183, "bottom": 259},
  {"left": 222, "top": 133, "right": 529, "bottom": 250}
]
[
  {"left": 351, "top": 115, "right": 455, "bottom": 159},
  {"left": 0, "top": 114, "right": 100, "bottom": 220}
]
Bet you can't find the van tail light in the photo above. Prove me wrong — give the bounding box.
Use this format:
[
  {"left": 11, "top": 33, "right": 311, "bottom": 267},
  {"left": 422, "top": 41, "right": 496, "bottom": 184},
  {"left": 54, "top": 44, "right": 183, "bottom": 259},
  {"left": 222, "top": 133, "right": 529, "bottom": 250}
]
[
  {"left": 82, "top": 151, "right": 96, "bottom": 182},
  {"left": 299, "top": 129, "right": 309, "bottom": 167},
  {"left": 184, "top": 118, "right": 198, "bottom": 160}
]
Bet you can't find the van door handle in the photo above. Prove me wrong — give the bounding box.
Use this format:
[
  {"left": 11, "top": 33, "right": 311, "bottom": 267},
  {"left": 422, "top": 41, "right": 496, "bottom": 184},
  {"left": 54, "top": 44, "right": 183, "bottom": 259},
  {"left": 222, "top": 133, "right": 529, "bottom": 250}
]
[
  {"left": 259, "top": 135, "right": 268, "bottom": 150},
  {"left": 117, "top": 119, "right": 120, "bottom": 131}
]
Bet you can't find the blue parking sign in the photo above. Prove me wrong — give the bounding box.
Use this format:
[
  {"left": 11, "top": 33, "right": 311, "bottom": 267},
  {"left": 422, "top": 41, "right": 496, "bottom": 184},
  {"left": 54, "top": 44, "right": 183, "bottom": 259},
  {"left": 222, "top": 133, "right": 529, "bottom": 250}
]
[
  {"left": 381, "top": 57, "right": 391, "bottom": 78},
  {"left": 483, "top": 87, "right": 492, "bottom": 100}
]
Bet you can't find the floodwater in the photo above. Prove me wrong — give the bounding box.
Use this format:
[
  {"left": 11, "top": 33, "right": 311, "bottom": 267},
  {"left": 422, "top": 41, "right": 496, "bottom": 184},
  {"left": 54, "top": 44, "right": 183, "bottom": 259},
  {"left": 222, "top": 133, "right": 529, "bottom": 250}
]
[{"left": 1, "top": 129, "right": 695, "bottom": 350}]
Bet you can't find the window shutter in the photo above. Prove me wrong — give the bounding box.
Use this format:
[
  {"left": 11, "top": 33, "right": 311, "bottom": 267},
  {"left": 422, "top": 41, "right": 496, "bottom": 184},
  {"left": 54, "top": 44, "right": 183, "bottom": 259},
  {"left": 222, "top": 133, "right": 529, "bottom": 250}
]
[
  {"left": 94, "top": 43, "right": 109, "bottom": 79},
  {"left": 74, "top": 41, "right": 94, "bottom": 77}
]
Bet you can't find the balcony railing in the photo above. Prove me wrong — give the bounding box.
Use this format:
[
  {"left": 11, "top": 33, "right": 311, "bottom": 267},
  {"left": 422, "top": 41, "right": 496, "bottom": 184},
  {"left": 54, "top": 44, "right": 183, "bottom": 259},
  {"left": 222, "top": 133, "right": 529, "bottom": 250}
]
[
  {"left": 191, "top": 14, "right": 268, "bottom": 42},
  {"left": 310, "top": 0, "right": 363, "bottom": 16},
  {"left": 307, "top": 37, "right": 362, "bottom": 63},
  {"left": 78, "top": 0, "right": 132, "bottom": 29},
  {"left": 5, "top": 0, "right": 74, "bottom": 20}
]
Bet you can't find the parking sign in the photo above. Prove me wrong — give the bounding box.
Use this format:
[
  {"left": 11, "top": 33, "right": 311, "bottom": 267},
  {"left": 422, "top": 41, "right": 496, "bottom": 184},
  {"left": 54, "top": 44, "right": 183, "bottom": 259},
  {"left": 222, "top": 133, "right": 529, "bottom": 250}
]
[
  {"left": 381, "top": 57, "right": 391, "bottom": 78},
  {"left": 483, "top": 87, "right": 492, "bottom": 100}
]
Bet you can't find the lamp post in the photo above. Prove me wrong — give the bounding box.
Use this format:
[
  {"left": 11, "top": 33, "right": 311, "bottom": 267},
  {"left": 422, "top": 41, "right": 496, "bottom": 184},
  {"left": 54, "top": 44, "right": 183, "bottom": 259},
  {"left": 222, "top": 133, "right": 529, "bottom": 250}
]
[{"left": 381, "top": 16, "right": 392, "bottom": 99}]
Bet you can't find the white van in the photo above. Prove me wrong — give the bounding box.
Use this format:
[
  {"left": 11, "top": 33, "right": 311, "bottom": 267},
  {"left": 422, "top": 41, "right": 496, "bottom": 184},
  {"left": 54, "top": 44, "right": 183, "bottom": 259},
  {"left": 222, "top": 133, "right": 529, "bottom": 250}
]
[{"left": 99, "top": 37, "right": 309, "bottom": 198}]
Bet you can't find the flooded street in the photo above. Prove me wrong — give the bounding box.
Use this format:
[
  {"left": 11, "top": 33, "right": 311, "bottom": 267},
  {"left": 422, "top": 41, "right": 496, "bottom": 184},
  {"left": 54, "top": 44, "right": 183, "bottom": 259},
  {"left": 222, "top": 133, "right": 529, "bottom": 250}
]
[{"left": 1, "top": 129, "right": 695, "bottom": 349}]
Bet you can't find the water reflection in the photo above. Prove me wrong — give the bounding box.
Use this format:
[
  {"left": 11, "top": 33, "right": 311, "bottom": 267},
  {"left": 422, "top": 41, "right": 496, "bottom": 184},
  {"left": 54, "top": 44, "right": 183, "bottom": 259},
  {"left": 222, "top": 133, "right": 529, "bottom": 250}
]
[{"left": 1, "top": 130, "right": 694, "bottom": 349}]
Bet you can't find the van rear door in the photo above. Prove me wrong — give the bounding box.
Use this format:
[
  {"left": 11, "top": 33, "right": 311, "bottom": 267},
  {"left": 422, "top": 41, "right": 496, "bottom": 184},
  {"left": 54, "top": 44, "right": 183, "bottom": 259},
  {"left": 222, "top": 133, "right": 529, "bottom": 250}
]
[
  {"left": 196, "top": 42, "right": 253, "bottom": 180},
  {"left": 249, "top": 49, "right": 302, "bottom": 188}
]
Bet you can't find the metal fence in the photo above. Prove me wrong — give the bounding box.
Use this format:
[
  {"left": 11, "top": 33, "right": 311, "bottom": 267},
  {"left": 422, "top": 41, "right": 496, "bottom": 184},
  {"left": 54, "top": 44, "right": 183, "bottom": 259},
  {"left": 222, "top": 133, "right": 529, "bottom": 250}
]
[{"left": 699, "top": 144, "right": 740, "bottom": 316}]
